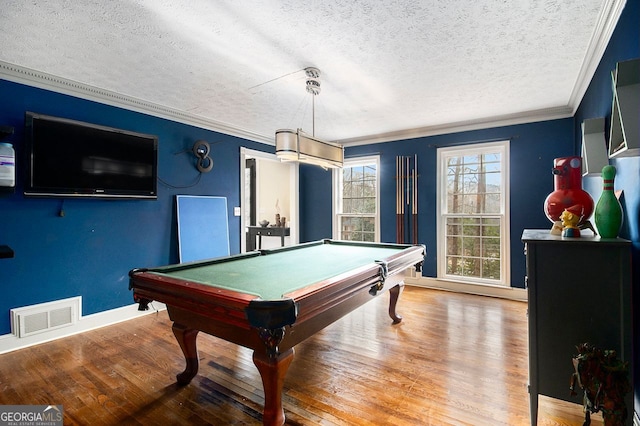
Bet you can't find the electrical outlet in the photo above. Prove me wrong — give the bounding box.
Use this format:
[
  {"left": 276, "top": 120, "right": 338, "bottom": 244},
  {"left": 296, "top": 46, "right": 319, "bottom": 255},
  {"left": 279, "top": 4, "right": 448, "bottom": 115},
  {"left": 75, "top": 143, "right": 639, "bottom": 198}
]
[{"left": 233, "top": 207, "right": 241, "bottom": 216}]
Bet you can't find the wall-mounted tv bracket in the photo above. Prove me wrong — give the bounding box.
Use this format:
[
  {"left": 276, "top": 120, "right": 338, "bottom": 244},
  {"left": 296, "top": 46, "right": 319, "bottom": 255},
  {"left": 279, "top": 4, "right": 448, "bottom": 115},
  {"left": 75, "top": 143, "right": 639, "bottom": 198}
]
[
  {"left": 192, "top": 140, "right": 213, "bottom": 173},
  {"left": 0, "top": 125, "right": 14, "bottom": 140}
]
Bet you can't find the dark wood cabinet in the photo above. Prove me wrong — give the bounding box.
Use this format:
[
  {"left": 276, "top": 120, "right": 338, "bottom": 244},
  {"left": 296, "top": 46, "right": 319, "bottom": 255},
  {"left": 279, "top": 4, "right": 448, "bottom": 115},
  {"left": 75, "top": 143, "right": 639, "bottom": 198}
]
[{"left": 521, "top": 229, "right": 632, "bottom": 426}]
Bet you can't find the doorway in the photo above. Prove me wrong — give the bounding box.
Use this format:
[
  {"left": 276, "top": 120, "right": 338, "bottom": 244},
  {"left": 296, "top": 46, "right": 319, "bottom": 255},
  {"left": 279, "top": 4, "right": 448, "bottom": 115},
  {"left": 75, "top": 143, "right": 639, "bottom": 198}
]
[{"left": 239, "top": 147, "right": 299, "bottom": 253}]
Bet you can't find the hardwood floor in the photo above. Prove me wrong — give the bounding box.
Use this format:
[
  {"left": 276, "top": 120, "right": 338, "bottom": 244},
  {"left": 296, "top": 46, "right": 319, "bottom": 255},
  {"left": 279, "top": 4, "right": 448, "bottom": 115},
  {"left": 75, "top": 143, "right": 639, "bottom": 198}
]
[{"left": 0, "top": 286, "right": 602, "bottom": 425}]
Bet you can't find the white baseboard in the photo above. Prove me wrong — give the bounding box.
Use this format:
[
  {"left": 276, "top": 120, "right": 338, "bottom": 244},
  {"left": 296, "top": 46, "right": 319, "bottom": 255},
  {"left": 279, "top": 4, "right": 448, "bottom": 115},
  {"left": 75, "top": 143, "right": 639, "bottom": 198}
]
[
  {"left": 406, "top": 276, "right": 528, "bottom": 302},
  {"left": 0, "top": 302, "right": 166, "bottom": 355},
  {"left": 0, "top": 277, "right": 526, "bottom": 354}
]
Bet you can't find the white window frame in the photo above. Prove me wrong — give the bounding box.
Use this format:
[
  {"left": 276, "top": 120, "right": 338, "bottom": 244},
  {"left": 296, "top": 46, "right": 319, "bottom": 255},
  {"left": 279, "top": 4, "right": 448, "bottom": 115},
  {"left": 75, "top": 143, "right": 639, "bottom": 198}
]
[
  {"left": 436, "top": 141, "right": 510, "bottom": 286},
  {"left": 332, "top": 155, "right": 381, "bottom": 242}
]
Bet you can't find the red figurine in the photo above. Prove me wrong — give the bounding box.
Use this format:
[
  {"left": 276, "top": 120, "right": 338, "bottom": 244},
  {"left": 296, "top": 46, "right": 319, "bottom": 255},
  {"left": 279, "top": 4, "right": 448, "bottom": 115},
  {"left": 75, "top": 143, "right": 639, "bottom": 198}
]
[{"left": 544, "top": 156, "right": 594, "bottom": 227}]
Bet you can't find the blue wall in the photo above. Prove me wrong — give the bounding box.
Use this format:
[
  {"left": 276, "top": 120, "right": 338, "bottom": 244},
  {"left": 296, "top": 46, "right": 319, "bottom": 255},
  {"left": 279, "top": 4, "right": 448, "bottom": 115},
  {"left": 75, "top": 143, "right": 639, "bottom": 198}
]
[
  {"left": 1, "top": 78, "right": 574, "bottom": 335},
  {"left": 298, "top": 163, "right": 334, "bottom": 242},
  {"left": 0, "top": 81, "right": 271, "bottom": 334},
  {"left": 578, "top": 0, "right": 640, "bottom": 244},
  {"left": 576, "top": 0, "right": 639, "bottom": 416},
  {"left": 300, "top": 118, "right": 574, "bottom": 286}
]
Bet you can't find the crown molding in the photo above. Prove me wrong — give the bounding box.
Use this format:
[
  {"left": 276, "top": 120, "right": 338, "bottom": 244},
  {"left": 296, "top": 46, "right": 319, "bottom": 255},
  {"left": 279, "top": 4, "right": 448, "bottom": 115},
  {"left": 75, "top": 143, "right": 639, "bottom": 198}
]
[
  {"left": 339, "top": 105, "right": 574, "bottom": 146},
  {"left": 0, "top": 61, "right": 574, "bottom": 148},
  {"left": 567, "top": 0, "right": 627, "bottom": 113},
  {"left": 0, "top": 61, "right": 273, "bottom": 145}
]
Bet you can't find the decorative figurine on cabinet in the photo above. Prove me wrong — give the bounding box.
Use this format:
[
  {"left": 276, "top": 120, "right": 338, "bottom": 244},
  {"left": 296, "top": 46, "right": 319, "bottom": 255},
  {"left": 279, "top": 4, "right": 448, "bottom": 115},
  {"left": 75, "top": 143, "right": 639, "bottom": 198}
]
[
  {"left": 543, "top": 156, "right": 595, "bottom": 234},
  {"left": 560, "top": 205, "right": 583, "bottom": 237},
  {"left": 594, "top": 165, "right": 623, "bottom": 238}
]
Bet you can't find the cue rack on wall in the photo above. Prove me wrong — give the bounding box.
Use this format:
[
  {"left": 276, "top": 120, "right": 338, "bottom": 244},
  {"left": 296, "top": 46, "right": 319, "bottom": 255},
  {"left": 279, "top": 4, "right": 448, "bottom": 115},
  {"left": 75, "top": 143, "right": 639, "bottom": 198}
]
[{"left": 396, "top": 155, "right": 418, "bottom": 245}]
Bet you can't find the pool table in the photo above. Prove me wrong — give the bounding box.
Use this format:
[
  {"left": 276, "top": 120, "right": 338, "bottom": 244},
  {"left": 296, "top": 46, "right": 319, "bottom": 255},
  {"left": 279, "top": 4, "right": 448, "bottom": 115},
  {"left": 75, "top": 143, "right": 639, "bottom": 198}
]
[{"left": 129, "top": 239, "right": 425, "bottom": 425}]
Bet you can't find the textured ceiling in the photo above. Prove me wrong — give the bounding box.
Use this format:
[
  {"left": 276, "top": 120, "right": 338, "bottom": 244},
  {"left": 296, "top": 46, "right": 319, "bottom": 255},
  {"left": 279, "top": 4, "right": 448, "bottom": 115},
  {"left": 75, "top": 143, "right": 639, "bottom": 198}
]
[{"left": 0, "top": 0, "right": 624, "bottom": 145}]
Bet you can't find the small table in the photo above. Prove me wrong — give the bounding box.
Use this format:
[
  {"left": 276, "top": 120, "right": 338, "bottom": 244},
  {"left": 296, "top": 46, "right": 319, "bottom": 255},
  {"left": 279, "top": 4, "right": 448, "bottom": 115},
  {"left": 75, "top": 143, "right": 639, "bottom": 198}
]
[
  {"left": 129, "top": 239, "right": 425, "bottom": 426},
  {"left": 247, "top": 226, "right": 290, "bottom": 251}
]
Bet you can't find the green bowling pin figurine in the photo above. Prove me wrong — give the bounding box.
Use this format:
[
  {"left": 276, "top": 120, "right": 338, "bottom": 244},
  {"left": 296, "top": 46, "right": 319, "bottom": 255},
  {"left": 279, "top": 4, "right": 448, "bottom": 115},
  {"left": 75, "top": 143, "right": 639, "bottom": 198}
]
[{"left": 594, "top": 165, "right": 623, "bottom": 238}]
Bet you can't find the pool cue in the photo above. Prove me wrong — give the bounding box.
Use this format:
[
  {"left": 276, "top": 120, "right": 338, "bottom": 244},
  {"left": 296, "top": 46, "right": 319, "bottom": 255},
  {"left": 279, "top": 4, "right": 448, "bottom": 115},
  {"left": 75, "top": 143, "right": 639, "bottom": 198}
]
[
  {"left": 400, "top": 157, "right": 405, "bottom": 243},
  {"left": 396, "top": 157, "right": 401, "bottom": 243},
  {"left": 412, "top": 154, "right": 418, "bottom": 245},
  {"left": 397, "top": 156, "right": 402, "bottom": 244},
  {"left": 406, "top": 156, "right": 410, "bottom": 243}
]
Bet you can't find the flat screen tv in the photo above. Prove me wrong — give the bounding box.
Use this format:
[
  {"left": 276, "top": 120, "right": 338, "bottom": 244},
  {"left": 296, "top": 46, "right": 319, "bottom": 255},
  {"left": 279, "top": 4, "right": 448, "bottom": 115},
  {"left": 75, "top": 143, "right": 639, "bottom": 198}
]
[{"left": 24, "top": 112, "right": 158, "bottom": 199}]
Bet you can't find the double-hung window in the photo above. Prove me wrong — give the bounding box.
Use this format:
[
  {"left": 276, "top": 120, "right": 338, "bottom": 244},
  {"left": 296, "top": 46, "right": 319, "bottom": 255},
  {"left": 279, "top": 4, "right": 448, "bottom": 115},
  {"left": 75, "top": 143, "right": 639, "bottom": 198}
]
[
  {"left": 436, "top": 141, "right": 510, "bottom": 285},
  {"left": 333, "top": 156, "right": 380, "bottom": 242}
]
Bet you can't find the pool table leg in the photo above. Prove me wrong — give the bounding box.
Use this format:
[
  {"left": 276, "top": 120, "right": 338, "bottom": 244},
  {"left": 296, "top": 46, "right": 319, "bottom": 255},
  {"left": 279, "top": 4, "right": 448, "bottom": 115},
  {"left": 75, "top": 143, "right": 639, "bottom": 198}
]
[
  {"left": 253, "top": 348, "right": 294, "bottom": 426},
  {"left": 388, "top": 282, "right": 404, "bottom": 324},
  {"left": 172, "top": 323, "right": 200, "bottom": 385}
]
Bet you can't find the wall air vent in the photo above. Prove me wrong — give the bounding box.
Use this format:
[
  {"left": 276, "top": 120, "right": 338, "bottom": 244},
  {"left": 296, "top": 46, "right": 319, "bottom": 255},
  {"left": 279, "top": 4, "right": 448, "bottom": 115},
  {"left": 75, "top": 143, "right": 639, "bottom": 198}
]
[{"left": 10, "top": 297, "right": 81, "bottom": 338}]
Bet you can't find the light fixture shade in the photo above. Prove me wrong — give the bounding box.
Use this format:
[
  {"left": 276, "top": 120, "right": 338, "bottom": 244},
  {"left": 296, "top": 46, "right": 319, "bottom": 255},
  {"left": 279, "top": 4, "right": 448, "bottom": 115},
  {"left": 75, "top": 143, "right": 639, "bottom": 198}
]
[{"left": 275, "top": 129, "right": 343, "bottom": 169}]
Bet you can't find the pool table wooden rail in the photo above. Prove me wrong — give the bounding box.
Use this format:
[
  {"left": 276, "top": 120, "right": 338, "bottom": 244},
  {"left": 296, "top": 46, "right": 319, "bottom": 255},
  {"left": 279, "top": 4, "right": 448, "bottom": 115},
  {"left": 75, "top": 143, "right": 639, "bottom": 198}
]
[
  {"left": 285, "top": 246, "right": 423, "bottom": 326},
  {"left": 129, "top": 268, "right": 258, "bottom": 330}
]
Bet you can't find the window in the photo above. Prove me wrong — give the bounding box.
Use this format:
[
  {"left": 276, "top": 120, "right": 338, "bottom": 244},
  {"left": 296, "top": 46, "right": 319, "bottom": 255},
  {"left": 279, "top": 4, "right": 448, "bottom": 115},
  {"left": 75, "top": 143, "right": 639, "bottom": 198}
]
[
  {"left": 333, "top": 156, "right": 380, "bottom": 242},
  {"left": 437, "top": 141, "right": 510, "bottom": 285}
]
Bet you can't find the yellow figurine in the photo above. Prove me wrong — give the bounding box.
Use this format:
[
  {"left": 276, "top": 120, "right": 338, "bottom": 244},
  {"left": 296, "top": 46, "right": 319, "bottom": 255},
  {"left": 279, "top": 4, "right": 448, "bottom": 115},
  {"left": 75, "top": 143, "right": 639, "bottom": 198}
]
[{"left": 560, "top": 205, "right": 583, "bottom": 237}]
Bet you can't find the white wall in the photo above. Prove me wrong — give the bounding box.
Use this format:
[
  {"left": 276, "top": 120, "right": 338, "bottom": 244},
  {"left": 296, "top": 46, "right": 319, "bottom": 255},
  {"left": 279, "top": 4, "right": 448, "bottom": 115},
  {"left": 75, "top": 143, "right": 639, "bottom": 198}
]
[{"left": 257, "top": 159, "right": 291, "bottom": 226}]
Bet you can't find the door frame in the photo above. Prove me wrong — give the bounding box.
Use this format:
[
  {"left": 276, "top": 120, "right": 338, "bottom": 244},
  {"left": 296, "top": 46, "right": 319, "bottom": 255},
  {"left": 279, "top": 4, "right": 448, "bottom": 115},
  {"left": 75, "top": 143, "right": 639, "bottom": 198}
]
[{"left": 239, "top": 147, "right": 299, "bottom": 253}]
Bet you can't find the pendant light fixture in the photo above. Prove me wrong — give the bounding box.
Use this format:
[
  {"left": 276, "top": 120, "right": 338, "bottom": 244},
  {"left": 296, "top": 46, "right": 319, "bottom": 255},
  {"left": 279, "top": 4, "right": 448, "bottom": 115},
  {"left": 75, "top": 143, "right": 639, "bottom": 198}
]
[{"left": 275, "top": 67, "right": 343, "bottom": 169}]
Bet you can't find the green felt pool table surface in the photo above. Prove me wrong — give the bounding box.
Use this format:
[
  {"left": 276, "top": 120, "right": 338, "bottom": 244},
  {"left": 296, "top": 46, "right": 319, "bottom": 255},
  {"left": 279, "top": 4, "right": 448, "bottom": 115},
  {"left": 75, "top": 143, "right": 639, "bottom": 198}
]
[{"left": 148, "top": 240, "right": 409, "bottom": 300}]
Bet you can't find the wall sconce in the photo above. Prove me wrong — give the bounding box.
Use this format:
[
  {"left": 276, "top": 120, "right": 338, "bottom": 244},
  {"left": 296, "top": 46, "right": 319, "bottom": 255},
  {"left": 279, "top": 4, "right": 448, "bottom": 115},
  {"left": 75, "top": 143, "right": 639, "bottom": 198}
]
[{"left": 192, "top": 140, "right": 213, "bottom": 173}]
